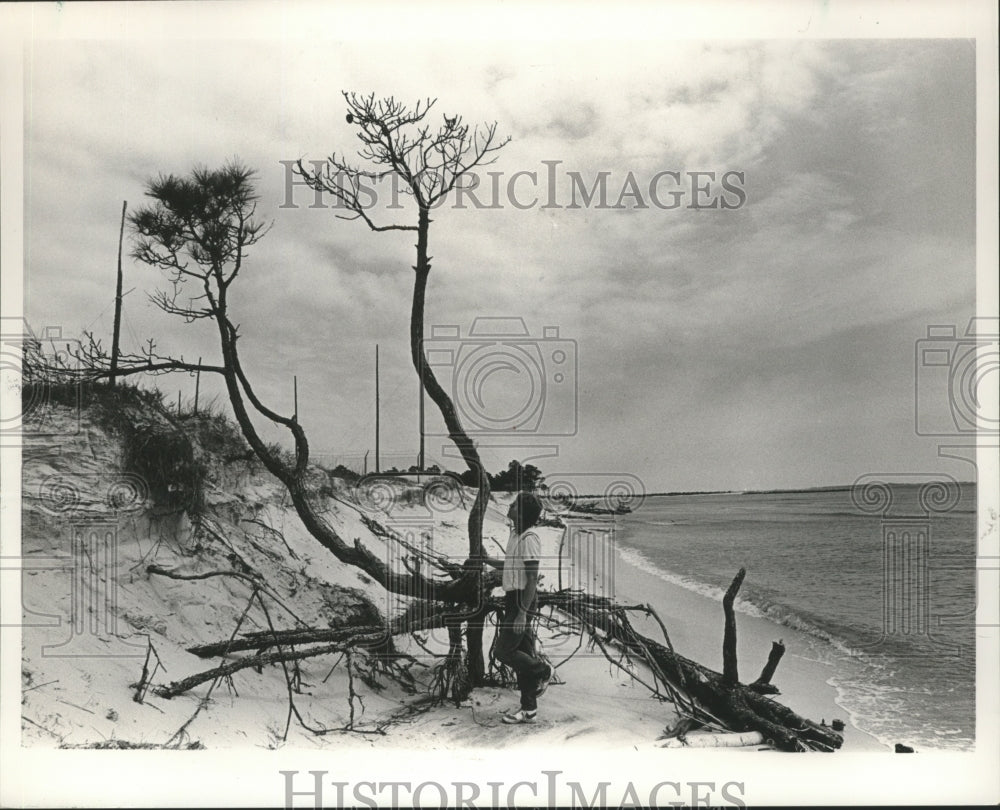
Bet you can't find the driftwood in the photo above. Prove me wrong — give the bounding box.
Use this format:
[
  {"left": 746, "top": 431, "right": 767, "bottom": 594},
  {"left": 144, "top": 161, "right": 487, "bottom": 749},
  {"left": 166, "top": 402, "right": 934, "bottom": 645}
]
[
  {"left": 659, "top": 730, "right": 765, "bottom": 749},
  {"left": 161, "top": 572, "right": 841, "bottom": 751},
  {"left": 722, "top": 567, "right": 746, "bottom": 685},
  {"left": 188, "top": 624, "right": 383, "bottom": 658},
  {"left": 544, "top": 588, "right": 842, "bottom": 752},
  {"left": 156, "top": 608, "right": 452, "bottom": 699},
  {"left": 750, "top": 640, "right": 785, "bottom": 695}
]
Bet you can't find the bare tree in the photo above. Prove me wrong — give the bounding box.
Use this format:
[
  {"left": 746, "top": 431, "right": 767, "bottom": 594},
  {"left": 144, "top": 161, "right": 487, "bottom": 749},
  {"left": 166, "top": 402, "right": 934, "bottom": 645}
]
[{"left": 294, "top": 93, "right": 511, "bottom": 684}]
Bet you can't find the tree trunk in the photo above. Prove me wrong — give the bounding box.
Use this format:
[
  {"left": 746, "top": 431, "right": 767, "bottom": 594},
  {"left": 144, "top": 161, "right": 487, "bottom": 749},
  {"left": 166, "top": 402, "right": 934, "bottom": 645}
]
[
  {"left": 464, "top": 604, "right": 488, "bottom": 686},
  {"left": 409, "top": 207, "right": 490, "bottom": 562},
  {"left": 660, "top": 731, "right": 765, "bottom": 749},
  {"left": 409, "top": 205, "right": 491, "bottom": 683},
  {"left": 209, "top": 293, "right": 487, "bottom": 605}
]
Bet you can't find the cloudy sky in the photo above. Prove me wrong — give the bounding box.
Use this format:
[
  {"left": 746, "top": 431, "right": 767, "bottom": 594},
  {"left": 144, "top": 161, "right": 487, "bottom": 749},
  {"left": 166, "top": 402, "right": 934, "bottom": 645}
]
[{"left": 11, "top": 8, "right": 986, "bottom": 492}]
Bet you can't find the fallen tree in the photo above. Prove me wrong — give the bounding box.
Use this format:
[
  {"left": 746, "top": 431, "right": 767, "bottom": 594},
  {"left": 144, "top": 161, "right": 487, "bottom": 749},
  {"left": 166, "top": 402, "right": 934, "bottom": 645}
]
[
  {"left": 153, "top": 564, "right": 842, "bottom": 752},
  {"left": 549, "top": 588, "right": 842, "bottom": 752}
]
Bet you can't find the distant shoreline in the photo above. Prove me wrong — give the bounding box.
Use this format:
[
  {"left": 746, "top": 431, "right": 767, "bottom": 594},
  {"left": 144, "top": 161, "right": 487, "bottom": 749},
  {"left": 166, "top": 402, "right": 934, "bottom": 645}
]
[{"left": 569, "top": 480, "right": 978, "bottom": 499}]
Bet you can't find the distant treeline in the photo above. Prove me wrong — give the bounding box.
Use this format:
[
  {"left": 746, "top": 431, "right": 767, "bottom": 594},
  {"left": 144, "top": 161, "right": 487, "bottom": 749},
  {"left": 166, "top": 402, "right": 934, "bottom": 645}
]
[{"left": 327, "top": 459, "right": 545, "bottom": 492}]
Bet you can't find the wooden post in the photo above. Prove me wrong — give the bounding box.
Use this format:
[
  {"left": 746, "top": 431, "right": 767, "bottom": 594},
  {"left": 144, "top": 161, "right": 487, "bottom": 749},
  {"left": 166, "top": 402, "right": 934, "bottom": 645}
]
[
  {"left": 293, "top": 375, "right": 298, "bottom": 422},
  {"left": 557, "top": 525, "right": 568, "bottom": 591},
  {"left": 109, "top": 200, "right": 127, "bottom": 387},
  {"left": 363, "top": 450, "right": 369, "bottom": 476},
  {"left": 193, "top": 356, "right": 202, "bottom": 414},
  {"left": 375, "top": 344, "right": 380, "bottom": 473},
  {"left": 177, "top": 390, "right": 182, "bottom": 416},
  {"left": 722, "top": 567, "right": 746, "bottom": 686}
]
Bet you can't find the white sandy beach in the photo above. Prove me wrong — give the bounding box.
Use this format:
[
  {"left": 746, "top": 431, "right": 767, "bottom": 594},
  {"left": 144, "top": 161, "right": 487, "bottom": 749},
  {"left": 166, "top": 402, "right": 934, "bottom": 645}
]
[
  {"left": 18, "top": 409, "right": 885, "bottom": 754},
  {"left": 16, "top": 423, "right": 678, "bottom": 752}
]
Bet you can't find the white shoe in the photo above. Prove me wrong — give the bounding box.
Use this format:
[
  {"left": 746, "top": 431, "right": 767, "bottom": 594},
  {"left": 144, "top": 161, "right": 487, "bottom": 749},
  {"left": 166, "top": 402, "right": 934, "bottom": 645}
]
[{"left": 502, "top": 709, "right": 537, "bottom": 724}]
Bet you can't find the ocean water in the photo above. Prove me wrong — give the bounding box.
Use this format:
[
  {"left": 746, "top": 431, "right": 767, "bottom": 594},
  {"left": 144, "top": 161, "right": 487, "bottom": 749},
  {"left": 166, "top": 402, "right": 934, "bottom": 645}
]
[{"left": 611, "top": 484, "right": 977, "bottom": 751}]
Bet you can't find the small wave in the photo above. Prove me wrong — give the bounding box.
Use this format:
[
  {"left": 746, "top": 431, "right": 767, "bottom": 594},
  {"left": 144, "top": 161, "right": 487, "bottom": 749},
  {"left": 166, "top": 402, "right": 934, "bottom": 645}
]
[
  {"left": 616, "top": 546, "right": 875, "bottom": 661},
  {"left": 827, "top": 674, "right": 975, "bottom": 752}
]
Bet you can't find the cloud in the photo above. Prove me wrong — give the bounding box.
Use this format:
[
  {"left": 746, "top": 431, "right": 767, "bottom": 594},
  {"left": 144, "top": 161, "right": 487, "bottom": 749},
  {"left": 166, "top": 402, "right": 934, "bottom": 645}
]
[{"left": 18, "top": 37, "right": 977, "bottom": 489}]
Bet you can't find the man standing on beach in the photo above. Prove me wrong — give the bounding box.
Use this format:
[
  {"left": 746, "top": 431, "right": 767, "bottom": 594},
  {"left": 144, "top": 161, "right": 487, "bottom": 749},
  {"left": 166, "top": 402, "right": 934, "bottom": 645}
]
[{"left": 496, "top": 491, "right": 552, "bottom": 724}]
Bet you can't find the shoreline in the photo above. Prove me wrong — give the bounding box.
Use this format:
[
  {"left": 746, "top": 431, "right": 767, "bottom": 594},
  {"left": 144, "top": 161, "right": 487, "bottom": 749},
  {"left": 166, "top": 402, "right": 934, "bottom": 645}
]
[{"left": 565, "top": 523, "right": 890, "bottom": 752}]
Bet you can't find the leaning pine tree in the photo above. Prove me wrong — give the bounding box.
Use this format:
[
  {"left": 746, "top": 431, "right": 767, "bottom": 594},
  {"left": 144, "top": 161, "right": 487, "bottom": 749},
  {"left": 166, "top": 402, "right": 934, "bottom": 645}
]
[{"left": 76, "top": 161, "right": 487, "bottom": 609}]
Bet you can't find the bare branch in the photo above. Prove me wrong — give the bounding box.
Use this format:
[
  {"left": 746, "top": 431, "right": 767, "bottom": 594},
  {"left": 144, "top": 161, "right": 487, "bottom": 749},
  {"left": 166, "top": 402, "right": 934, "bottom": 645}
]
[
  {"left": 292, "top": 157, "right": 417, "bottom": 233},
  {"left": 39, "top": 330, "right": 225, "bottom": 383}
]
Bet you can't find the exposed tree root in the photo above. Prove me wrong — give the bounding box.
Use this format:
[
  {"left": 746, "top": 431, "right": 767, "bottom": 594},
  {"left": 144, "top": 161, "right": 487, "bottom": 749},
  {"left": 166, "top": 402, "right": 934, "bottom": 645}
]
[
  {"left": 429, "top": 624, "right": 472, "bottom": 705},
  {"left": 153, "top": 561, "right": 840, "bottom": 751}
]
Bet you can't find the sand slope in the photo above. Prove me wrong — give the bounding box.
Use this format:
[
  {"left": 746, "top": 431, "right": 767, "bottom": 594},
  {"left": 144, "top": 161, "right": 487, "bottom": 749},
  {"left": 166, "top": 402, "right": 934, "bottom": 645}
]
[{"left": 19, "top": 407, "right": 681, "bottom": 751}]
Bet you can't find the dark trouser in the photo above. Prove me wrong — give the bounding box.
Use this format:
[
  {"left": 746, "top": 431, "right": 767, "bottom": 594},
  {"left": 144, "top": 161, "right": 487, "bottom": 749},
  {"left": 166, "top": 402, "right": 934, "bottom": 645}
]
[{"left": 495, "top": 589, "right": 548, "bottom": 711}]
